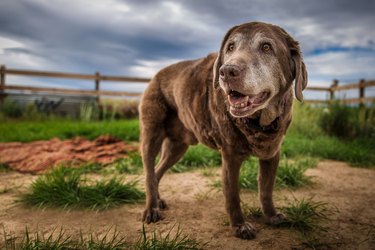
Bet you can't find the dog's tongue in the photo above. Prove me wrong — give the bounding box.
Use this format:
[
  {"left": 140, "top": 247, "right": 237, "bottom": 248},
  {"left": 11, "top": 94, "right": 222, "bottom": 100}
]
[
  {"left": 228, "top": 94, "right": 249, "bottom": 106},
  {"left": 249, "top": 92, "right": 269, "bottom": 104},
  {"left": 228, "top": 91, "right": 268, "bottom": 107}
]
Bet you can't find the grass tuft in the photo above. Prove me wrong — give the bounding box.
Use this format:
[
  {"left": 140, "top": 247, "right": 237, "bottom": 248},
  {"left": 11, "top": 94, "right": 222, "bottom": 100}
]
[
  {"left": 171, "top": 145, "right": 221, "bottom": 173},
  {"left": 82, "top": 227, "right": 129, "bottom": 250},
  {"left": 0, "top": 163, "right": 9, "bottom": 172},
  {"left": 276, "top": 157, "right": 316, "bottom": 188},
  {"left": 243, "top": 205, "right": 263, "bottom": 219},
  {"left": 279, "top": 197, "right": 333, "bottom": 234},
  {"left": 3, "top": 225, "right": 204, "bottom": 250},
  {"left": 113, "top": 152, "right": 143, "bottom": 174},
  {"left": 135, "top": 224, "right": 204, "bottom": 250},
  {"left": 239, "top": 157, "right": 317, "bottom": 191},
  {"left": 20, "top": 166, "right": 145, "bottom": 210}
]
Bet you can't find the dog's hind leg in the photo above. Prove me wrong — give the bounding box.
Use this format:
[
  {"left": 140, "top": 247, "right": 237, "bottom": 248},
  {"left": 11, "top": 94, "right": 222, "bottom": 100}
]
[
  {"left": 140, "top": 86, "right": 167, "bottom": 224},
  {"left": 155, "top": 137, "right": 189, "bottom": 209}
]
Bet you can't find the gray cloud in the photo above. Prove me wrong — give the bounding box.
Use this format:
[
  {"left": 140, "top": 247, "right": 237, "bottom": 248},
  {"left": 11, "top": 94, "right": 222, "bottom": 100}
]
[{"left": 0, "top": 0, "right": 374, "bottom": 91}]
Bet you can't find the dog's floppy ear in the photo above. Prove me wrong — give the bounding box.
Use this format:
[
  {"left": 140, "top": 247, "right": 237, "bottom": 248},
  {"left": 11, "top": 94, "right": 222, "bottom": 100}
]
[
  {"left": 289, "top": 39, "right": 308, "bottom": 102},
  {"left": 213, "top": 25, "right": 239, "bottom": 89}
]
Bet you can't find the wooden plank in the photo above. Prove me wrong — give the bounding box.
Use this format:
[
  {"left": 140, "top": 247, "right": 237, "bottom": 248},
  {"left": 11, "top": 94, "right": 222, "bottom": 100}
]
[
  {"left": 331, "top": 81, "right": 375, "bottom": 91},
  {"left": 4, "top": 68, "right": 151, "bottom": 83},
  {"left": 304, "top": 99, "right": 329, "bottom": 104},
  {"left": 100, "top": 75, "right": 150, "bottom": 83},
  {"left": 365, "top": 80, "right": 375, "bottom": 87},
  {"left": 305, "top": 86, "right": 331, "bottom": 91},
  {"left": 305, "top": 97, "right": 375, "bottom": 105},
  {"left": 0, "top": 65, "right": 5, "bottom": 86},
  {"left": 5, "top": 68, "right": 96, "bottom": 80},
  {"left": 340, "top": 97, "right": 375, "bottom": 104},
  {"left": 0, "top": 85, "right": 142, "bottom": 97}
]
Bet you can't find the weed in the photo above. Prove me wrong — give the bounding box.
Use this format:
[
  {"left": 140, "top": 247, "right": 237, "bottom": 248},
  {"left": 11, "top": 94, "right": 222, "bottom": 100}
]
[
  {"left": 0, "top": 163, "right": 9, "bottom": 172},
  {"left": 80, "top": 102, "right": 100, "bottom": 122},
  {"left": 239, "top": 157, "right": 317, "bottom": 191},
  {"left": 113, "top": 153, "right": 143, "bottom": 174},
  {"left": 239, "top": 158, "right": 259, "bottom": 190},
  {"left": 278, "top": 197, "right": 333, "bottom": 234},
  {"left": 290, "top": 102, "right": 324, "bottom": 139},
  {"left": 0, "top": 186, "right": 11, "bottom": 194},
  {"left": 0, "top": 98, "right": 23, "bottom": 118},
  {"left": 276, "top": 157, "right": 316, "bottom": 188},
  {"left": 20, "top": 166, "right": 145, "bottom": 210},
  {"left": 243, "top": 205, "right": 263, "bottom": 219},
  {"left": 3, "top": 225, "right": 204, "bottom": 250},
  {"left": 319, "top": 101, "right": 375, "bottom": 140},
  {"left": 170, "top": 145, "right": 220, "bottom": 173},
  {"left": 135, "top": 224, "right": 205, "bottom": 250},
  {"left": 82, "top": 227, "right": 130, "bottom": 250},
  {"left": 210, "top": 179, "right": 222, "bottom": 188},
  {"left": 200, "top": 166, "right": 218, "bottom": 177}
]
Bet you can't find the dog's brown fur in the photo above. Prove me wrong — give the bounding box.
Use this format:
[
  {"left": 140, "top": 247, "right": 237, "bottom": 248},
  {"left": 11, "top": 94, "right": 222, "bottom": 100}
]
[{"left": 139, "top": 22, "right": 307, "bottom": 239}]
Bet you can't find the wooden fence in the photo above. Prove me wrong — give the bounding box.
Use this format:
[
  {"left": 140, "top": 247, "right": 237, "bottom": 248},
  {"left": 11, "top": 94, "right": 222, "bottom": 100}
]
[
  {"left": 305, "top": 79, "right": 375, "bottom": 104},
  {"left": 1, "top": 65, "right": 374, "bottom": 104},
  {"left": 0, "top": 65, "right": 149, "bottom": 102}
]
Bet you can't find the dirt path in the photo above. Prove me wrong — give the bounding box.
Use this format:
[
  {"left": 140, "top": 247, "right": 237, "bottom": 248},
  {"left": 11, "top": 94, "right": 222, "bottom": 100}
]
[{"left": 0, "top": 160, "right": 374, "bottom": 249}]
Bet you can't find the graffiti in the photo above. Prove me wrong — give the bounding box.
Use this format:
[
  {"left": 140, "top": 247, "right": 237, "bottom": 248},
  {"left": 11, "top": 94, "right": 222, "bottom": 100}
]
[{"left": 34, "top": 97, "right": 64, "bottom": 113}]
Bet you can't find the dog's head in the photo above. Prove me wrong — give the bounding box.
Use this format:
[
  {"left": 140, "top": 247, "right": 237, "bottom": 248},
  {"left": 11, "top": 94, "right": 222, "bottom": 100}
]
[{"left": 213, "top": 22, "right": 307, "bottom": 118}]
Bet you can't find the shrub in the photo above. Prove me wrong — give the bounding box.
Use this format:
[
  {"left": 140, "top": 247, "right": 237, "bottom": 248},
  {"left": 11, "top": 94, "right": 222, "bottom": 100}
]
[
  {"left": 319, "top": 102, "right": 375, "bottom": 139},
  {"left": 0, "top": 98, "right": 23, "bottom": 118}
]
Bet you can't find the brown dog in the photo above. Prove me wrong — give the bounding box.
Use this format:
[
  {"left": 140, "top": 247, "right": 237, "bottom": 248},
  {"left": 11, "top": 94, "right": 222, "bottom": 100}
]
[{"left": 139, "top": 22, "right": 307, "bottom": 239}]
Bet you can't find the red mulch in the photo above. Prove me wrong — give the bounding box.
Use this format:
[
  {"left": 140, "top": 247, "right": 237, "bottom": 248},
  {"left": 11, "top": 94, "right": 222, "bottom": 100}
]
[{"left": 0, "top": 135, "right": 138, "bottom": 174}]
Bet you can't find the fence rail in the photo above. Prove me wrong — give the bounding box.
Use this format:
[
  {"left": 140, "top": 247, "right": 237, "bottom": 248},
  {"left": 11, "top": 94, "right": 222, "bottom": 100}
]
[
  {"left": 1, "top": 65, "right": 374, "bottom": 104},
  {"left": 304, "top": 79, "right": 375, "bottom": 105}
]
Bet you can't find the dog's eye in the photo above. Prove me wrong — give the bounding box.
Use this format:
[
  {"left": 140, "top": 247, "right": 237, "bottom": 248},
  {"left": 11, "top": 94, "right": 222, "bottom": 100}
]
[
  {"left": 262, "top": 43, "right": 272, "bottom": 52},
  {"left": 227, "top": 43, "right": 235, "bottom": 52}
]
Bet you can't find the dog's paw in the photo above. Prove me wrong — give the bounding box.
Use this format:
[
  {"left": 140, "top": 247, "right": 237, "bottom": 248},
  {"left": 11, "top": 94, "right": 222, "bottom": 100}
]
[
  {"left": 158, "top": 198, "right": 168, "bottom": 210},
  {"left": 143, "top": 208, "right": 163, "bottom": 224},
  {"left": 268, "top": 213, "right": 287, "bottom": 225},
  {"left": 234, "top": 222, "right": 256, "bottom": 240}
]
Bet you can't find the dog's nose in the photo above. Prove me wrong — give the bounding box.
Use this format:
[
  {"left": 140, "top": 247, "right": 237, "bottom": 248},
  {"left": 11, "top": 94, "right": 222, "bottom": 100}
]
[{"left": 219, "top": 65, "right": 241, "bottom": 81}]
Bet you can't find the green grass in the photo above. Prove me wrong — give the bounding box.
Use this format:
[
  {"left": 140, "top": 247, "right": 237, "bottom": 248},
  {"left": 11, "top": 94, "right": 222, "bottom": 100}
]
[
  {"left": 1, "top": 102, "right": 374, "bottom": 167},
  {"left": 243, "top": 197, "right": 333, "bottom": 234},
  {"left": 282, "top": 132, "right": 375, "bottom": 167},
  {"left": 20, "top": 166, "right": 145, "bottom": 210},
  {"left": 135, "top": 224, "right": 204, "bottom": 250},
  {"left": 239, "top": 157, "right": 317, "bottom": 191},
  {"left": 0, "top": 163, "right": 9, "bottom": 172},
  {"left": 0, "top": 118, "right": 140, "bottom": 142},
  {"left": 3, "top": 225, "right": 204, "bottom": 250},
  {"left": 171, "top": 145, "right": 221, "bottom": 173},
  {"left": 278, "top": 197, "right": 333, "bottom": 234},
  {"left": 112, "top": 152, "right": 143, "bottom": 174}
]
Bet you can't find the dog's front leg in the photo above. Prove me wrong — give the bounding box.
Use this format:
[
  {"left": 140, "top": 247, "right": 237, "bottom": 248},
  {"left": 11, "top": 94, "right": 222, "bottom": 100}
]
[
  {"left": 258, "top": 151, "right": 286, "bottom": 224},
  {"left": 221, "top": 150, "right": 256, "bottom": 239}
]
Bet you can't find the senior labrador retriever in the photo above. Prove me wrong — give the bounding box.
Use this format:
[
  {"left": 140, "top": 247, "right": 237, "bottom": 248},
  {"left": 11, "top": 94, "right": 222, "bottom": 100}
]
[{"left": 139, "top": 22, "right": 307, "bottom": 239}]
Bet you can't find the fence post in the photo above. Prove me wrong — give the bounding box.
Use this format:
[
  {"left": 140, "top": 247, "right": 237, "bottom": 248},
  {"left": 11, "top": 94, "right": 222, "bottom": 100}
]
[
  {"left": 0, "top": 65, "right": 5, "bottom": 104},
  {"left": 329, "top": 79, "right": 338, "bottom": 102},
  {"left": 359, "top": 79, "right": 365, "bottom": 107},
  {"left": 95, "top": 71, "right": 100, "bottom": 104}
]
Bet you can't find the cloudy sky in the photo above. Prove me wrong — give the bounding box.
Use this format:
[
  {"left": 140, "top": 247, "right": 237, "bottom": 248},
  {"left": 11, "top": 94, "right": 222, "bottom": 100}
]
[{"left": 0, "top": 0, "right": 374, "bottom": 98}]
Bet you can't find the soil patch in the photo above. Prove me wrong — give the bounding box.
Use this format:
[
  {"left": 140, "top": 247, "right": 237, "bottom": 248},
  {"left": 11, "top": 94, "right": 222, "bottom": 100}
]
[
  {"left": 0, "top": 136, "right": 138, "bottom": 173},
  {"left": 0, "top": 160, "right": 374, "bottom": 249}
]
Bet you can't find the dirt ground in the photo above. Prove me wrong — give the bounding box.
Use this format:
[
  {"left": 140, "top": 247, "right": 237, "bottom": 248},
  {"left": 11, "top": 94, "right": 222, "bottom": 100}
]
[{"left": 0, "top": 160, "right": 374, "bottom": 249}]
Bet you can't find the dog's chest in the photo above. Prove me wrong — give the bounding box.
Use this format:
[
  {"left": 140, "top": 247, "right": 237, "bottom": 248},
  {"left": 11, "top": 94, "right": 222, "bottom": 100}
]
[{"left": 236, "top": 118, "right": 287, "bottom": 159}]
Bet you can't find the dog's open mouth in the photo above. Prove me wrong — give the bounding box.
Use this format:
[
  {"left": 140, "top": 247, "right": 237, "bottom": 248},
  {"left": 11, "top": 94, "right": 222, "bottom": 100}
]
[{"left": 227, "top": 90, "right": 270, "bottom": 116}]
